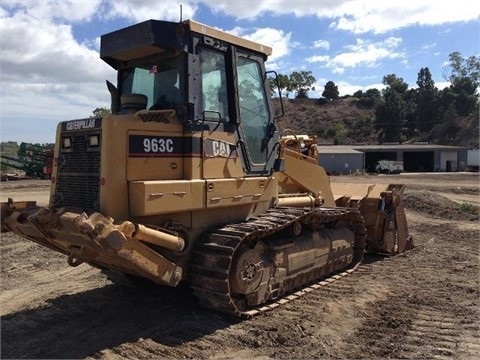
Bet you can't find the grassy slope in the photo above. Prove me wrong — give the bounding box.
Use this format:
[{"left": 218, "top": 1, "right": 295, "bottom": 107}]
[{"left": 274, "top": 97, "right": 479, "bottom": 148}]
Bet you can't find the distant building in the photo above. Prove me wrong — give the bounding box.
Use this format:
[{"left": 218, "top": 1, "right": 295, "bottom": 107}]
[
  {"left": 317, "top": 146, "right": 364, "bottom": 175},
  {"left": 317, "top": 144, "right": 467, "bottom": 173}
]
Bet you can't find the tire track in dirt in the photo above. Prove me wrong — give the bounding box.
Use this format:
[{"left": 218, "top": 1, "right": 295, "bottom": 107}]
[
  {"left": 333, "top": 223, "right": 480, "bottom": 360},
  {"left": 396, "top": 226, "right": 480, "bottom": 360},
  {"left": 403, "top": 310, "right": 480, "bottom": 359}
]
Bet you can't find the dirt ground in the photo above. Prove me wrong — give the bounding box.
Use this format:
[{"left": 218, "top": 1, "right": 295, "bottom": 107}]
[{"left": 1, "top": 173, "right": 479, "bottom": 359}]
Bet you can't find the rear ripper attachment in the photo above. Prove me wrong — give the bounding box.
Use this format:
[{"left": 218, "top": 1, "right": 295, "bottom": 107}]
[{"left": 1, "top": 201, "right": 185, "bottom": 287}]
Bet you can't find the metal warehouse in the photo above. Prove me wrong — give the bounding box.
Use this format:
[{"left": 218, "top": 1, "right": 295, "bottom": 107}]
[
  {"left": 317, "top": 146, "right": 364, "bottom": 175},
  {"left": 317, "top": 144, "right": 467, "bottom": 173}
]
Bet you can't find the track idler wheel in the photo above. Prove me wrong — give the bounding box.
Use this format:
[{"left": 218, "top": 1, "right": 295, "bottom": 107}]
[{"left": 229, "top": 248, "right": 264, "bottom": 295}]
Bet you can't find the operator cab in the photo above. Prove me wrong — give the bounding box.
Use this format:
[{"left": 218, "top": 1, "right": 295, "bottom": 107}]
[{"left": 100, "top": 19, "right": 280, "bottom": 176}]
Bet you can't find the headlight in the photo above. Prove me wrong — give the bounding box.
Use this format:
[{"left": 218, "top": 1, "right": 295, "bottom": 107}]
[
  {"left": 62, "top": 137, "right": 72, "bottom": 148},
  {"left": 89, "top": 135, "right": 100, "bottom": 147}
]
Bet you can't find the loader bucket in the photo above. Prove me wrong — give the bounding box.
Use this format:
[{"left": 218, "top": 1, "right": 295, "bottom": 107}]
[{"left": 331, "top": 182, "right": 413, "bottom": 255}]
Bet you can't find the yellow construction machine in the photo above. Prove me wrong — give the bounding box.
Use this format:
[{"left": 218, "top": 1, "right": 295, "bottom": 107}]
[{"left": 1, "top": 19, "right": 413, "bottom": 317}]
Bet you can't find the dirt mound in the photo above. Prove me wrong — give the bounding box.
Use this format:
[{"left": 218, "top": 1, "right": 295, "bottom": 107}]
[{"left": 404, "top": 190, "right": 479, "bottom": 221}]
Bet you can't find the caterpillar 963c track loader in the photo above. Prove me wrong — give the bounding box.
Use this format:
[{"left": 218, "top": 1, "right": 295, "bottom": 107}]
[{"left": 1, "top": 19, "right": 413, "bottom": 317}]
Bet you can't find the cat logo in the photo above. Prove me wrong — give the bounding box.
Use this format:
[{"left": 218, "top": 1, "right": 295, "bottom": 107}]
[{"left": 204, "top": 139, "right": 238, "bottom": 159}]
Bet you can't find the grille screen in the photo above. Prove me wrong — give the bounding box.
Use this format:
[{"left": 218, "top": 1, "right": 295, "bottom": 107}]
[{"left": 56, "top": 132, "right": 101, "bottom": 210}]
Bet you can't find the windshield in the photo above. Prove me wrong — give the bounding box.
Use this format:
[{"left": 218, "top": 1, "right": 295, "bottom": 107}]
[{"left": 120, "top": 53, "right": 183, "bottom": 110}]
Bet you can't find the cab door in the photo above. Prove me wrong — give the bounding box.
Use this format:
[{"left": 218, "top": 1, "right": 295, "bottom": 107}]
[
  {"left": 196, "top": 41, "right": 279, "bottom": 177},
  {"left": 234, "top": 51, "right": 279, "bottom": 175}
]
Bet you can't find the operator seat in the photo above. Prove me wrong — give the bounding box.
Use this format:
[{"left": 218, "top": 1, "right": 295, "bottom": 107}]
[{"left": 150, "top": 70, "right": 180, "bottom": 111}]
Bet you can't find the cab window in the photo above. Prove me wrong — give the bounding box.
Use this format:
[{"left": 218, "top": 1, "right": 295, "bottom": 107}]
[{"left": 200, "top": 48, "right": 228, "bottom": 121}]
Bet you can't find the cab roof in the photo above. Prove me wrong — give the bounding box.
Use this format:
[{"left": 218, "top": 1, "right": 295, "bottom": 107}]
[
  {"left": 186, "top": 20, "right": 272, "bottom": 56},
  {"left": 100, "top": 19, "right": 272, "bottom": 69}
]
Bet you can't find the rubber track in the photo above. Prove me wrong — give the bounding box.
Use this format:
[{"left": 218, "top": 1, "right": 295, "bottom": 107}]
[{"left": 190, "top": 207, "right": 366, "bottom": 318}]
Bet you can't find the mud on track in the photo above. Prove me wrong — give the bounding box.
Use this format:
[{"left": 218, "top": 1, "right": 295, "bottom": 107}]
[{"left": 1, "top": 173, "right": 479, "bottom": 359}]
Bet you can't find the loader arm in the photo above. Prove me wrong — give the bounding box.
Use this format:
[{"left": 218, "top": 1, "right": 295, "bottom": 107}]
[
  {"left": 277, "top": 133, "right": 413, "bottom": 255},
  {"left": 276, "top": 148, "right": 336, "bottom": 207}
]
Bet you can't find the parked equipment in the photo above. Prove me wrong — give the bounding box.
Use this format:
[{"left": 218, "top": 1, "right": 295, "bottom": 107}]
[
  {"left": 375, "top": 160, "right": 404, "bottom": 174},
  {"left": 1, "top": 19, "right": 413, "bottom": 317},
  {"left": 0, "top": 143, "right": 54, "bottom": 180}
]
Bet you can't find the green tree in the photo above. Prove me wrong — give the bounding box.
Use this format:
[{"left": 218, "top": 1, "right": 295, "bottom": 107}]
[
  {"left": 442, "top": 52, "right": 479, "bottom": 116},
  {"left": 92, "top": 107, "right": 111, "bottom": 117},
  {"left": 267, "top": 73, "right": 291, "bottom": 97},
  {"left": 443, "top": 52, "right": 480, "bottom": 86},
  {"left": 353, "top": 90, "right": 363, "bottom": 98},
  {"left": 414, "top": 67, "right": 439, "bottom": 134},
  {"left": 450, "top": 77, "right": 478, "bottom": 116},
  {"left": 357, "top": 88, "right": 381, "bottom": 107},
  {"left": 376, "top": 74, "right": 409, "bottom": 143},
  {"left": 277, "top": 74, "right": 290, "bottom": 97},
  {"left": 288, "top": 71, "right": 316, "bottom": 98},
  {"left": 322, "top": 81, "right": 339, "bottom": 100},
  {"left": 428, "top": 104, "right": 461, "bottom": 144},
  {"left": 383, "top": 74, "right": 409, "bottom": 93}
]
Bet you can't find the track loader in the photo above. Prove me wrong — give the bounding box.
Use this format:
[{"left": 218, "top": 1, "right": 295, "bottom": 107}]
[{"left": 1, "top": 19, "right": 413, "bottom": 317}]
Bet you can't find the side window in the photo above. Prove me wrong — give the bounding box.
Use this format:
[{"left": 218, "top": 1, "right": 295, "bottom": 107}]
[
  {"left": 200, "top": 48, "right": 228, "bottom": 120},
  {"left": 237, "top": 57, "right": 269, "bottom": 164}
]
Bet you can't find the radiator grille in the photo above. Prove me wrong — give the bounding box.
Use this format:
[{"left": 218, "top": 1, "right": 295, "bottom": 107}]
[{"left": 56, "top": 133, "right": 101, "bottom": 210}]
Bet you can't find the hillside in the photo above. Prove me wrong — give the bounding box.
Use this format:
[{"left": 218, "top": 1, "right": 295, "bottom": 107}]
[{"left": 274, "top": 97, "right": 479, "bottom": 148}]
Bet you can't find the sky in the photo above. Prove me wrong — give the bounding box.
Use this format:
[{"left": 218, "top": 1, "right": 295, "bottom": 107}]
[{"left": 0, "top": 0, "right": 478, "bottom": 144}]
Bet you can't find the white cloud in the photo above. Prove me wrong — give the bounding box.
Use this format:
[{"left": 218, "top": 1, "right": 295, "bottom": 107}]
[
  {"left": 103, "top": 0, "right": 197, "bottom": 22},
  {"left": 307, "top": 37, "right": 404, "bottom": 74},
  {"left": 435, "top": 81, "right": 451, "bottom": 90},
  {"left": 0, "top": 0, "right": 102, "bottom": 22},
  {"left": 195, "top": 0, "right": 478, "bottom": 34},
  {"left": 306, "top": 55, "right": 330, "bottom": 63},
  {"left": 0, "top": 14, "right": 113, "bottom": 84},
  {"left": 331, "top": 1, "right": 478, "bottom": 34},
  {"left": 0, "top": 5, "right": 115, "bottom": 142},
  {"left": 0, "top": 0, "right": 195, "bottom": 23},
  {"left": 335, "top": 81, "right": 386, "bottom": 97},
  {"left": 231, "top": 27, "right": 292, "bottom": 62},
  {"left": 0, "top": 1, "right": 293, "bottom": 143},
  {"left": 309, "top": 79, "right": 368, "bottom": 98},
  {"left": 313, "top": 39, "right": 330, "bottom": 51}
]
